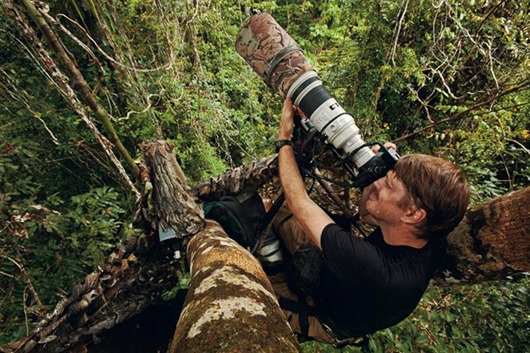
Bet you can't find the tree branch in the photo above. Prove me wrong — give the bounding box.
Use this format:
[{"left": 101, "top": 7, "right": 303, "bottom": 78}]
[
  {"left": 16, "top": 0, "right": 140, "bottom": 179},
  {"left": 393, "top": 78, "right": 530, "bottom": 142}
]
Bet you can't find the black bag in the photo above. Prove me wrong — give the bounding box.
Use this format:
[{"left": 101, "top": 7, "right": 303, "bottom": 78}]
[
  {"left": 290, "top": 244, "right": 324, "bottom": 295},
  {"left": 203, "top": 192, "right": 266, "bottom": 249}
]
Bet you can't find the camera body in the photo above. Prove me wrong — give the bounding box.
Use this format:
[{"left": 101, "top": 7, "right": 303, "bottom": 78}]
[{"left": 236, "top": 13, "right": 399, "bottom": 188}]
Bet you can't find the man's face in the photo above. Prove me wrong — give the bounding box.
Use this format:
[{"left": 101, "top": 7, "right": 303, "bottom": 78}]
[{"left": 362, "top": 171, "right": 412, "bottom": 226}]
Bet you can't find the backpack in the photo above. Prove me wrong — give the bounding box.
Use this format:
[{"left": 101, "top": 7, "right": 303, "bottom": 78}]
[{"left": 203, "top": 192, "right": 266, "bottom": 249}]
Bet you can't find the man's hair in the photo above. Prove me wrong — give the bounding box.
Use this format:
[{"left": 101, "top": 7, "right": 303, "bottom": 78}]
[{"left": 393, "top": 154, "right": 470, "bottom": 239}]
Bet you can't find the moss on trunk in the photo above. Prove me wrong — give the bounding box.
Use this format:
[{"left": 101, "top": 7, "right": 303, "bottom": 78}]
[{"left": 168, "top": 221, "right": 299, "bottom": 353}]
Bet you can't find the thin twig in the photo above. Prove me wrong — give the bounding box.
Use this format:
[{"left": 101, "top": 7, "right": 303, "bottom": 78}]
[
  {"left": 389, "top": 0, "right": 410, "bottom": 66},
  {"left": 23, "top": 287, "right": 30, "bottom": 335},
  {"left": 507, "top": 139, "right": 530, "bottom": 156},
  {"left": 12, "top": 247, "right": 46, "bottom": 311},
  {"left": 0, "top": 270, "right": 15, "bottom": 278},
  {"left": 56, "top": 13, "right": 174, "bottom": 73}
]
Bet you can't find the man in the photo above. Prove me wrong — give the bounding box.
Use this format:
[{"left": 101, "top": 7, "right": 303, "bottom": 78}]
[{"left": 272, "top": 97, "right": 470, "bottom": 344}]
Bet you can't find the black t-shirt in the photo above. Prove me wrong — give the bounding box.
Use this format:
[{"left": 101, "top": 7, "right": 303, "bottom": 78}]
[{"left": 319, "top": 223, "right": 436, "bottom": 336}]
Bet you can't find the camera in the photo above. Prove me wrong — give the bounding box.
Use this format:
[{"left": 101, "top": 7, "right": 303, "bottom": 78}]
[{"left": 236, "top": 13, "right": 399, "bottom": 188}]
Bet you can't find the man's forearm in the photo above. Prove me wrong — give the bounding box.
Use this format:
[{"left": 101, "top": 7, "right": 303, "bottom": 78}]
[
  {"left": 278, "top": 144, "right": 333, "bottom": 249},
  {"left": 276, "top": 97, "right": 333, "bottom": 248},
  {"left": 278, "top": 146, "right": 306, "bottom": 207}
]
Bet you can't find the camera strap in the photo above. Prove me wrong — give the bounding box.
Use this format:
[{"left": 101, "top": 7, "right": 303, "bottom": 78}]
[{"left": 251, "top": 193, "right": 285, "bottom": 254}]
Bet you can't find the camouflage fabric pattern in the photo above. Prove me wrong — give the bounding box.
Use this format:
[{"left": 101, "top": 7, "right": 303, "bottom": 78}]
[{"left": 235, "top": 12, "right": 313, "bottom": 96}]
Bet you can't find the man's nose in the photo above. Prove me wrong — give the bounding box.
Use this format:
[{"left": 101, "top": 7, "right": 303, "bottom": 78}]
[{"left": 371, "top": 180, "right": 382, "bottom": 193}]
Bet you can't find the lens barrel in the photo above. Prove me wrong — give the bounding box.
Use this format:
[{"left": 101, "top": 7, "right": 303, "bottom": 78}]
[
  {"left": 287, "top": 71, "right": 374, "bottom": 169},
  {"left": 236, "top": 12, "right": 374, "bottom": 170},
  {"left": 235, "top": 13, "right": 312, "bottom": 96}
]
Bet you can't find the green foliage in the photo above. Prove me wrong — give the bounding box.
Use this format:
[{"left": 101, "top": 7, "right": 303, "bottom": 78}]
[
  {"left": 64, "top": 186, "right": 127, "bottom": 262},
  {"left": 0, "top": 175, "right": 128, "bottom": 343}
]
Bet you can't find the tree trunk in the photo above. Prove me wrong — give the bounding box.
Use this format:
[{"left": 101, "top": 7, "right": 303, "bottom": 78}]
[
  {"left": 143, "top": 142, "right": 298, "bottom": 352},
  {"left": 441, "top": 186, "right": 530, "bottom": 284},
  {"left": 167, "top": 221, "right": 298, "bottom": 353}
]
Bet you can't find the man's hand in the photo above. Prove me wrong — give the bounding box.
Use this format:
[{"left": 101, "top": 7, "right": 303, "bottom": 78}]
[
  {"left": 372, "top": 142, "right": 397, "bottom": 154},
  {"left": 278, "top": 97, "right": 295, "bottom": 140}
]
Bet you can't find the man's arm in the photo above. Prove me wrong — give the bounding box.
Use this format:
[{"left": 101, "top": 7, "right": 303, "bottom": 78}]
[{"left": 277, "top": 98, "right": 334, "bottom": 249}]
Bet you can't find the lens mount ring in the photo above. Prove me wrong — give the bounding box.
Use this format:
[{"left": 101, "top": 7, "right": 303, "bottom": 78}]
[
  {"left": 287, "top": 70, "right": 319, "bottom": 98},
  {"left": 341, "top": 142, "right": 378, "bottom": 161}
]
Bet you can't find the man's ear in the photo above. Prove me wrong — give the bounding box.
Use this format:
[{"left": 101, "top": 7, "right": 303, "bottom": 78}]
[{"left": 402, "top": 207, "right": 427, "bottom": 225}]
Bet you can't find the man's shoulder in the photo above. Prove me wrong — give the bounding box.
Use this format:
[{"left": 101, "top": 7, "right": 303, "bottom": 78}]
[
  {"left": 320, "top": 224, "right": 388, "bottom": 287},
  {"left": 321, "top": 224, "right": 384, "bottom": 263}
]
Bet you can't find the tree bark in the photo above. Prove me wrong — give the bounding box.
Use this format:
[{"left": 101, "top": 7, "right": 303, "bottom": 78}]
[
  {"left": 441, "top": 186, "right": 530, "bottom": 284},
  {"left": 141, "top": 141, "right": 206, "bottom": 238},
  {"left": 167, "top": 221, "right": 298, "bottom": 353},
  {"left": 193, "top": 155, "right": 278, "bottom": 201}
]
